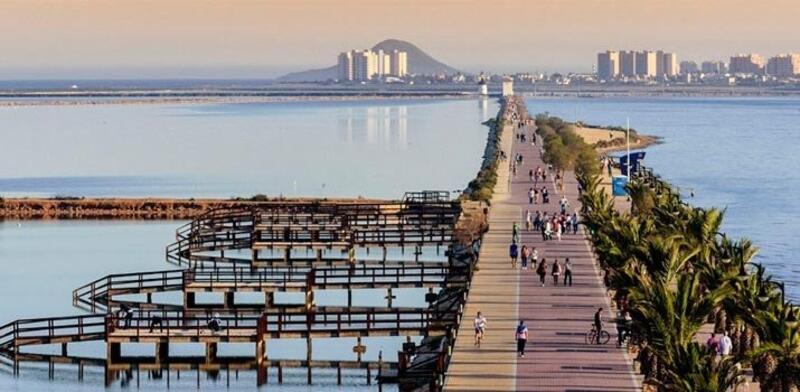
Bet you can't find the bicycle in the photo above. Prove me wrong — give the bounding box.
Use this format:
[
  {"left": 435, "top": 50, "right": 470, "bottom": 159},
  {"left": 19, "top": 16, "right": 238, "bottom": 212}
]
[{"left": 585, "top": 325, "right": 611, "bottom": 345}]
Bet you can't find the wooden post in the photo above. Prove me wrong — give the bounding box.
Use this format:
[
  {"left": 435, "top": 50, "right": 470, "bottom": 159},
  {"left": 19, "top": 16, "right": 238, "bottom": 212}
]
[
  {"left": 224, "top": 292, "right": 235, "bottom": 308},
  {"left": 256, "top": 312, "right": 267, "bottom": 386},
  {"left": 155, "top": 342, "right": 168, "bottom": 363},
  {"left": 61, "top": 342, "right": 68, "bottom": 357},
  {"left": 205, "top": 342, "right": 217, "bottom": 364},
  {"left": 184, "top": 292, "right": 196, "bottom": 308},
  {"left": 306, "top": 337, "right": 313, "bottom": 384},
  {"left": 107, "top": 342, "right": 121, "bottom": 364}
]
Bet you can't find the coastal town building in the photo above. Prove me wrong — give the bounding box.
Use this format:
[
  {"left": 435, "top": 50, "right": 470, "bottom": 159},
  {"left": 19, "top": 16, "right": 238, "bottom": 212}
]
[
  {"left": 501, "top": 76, "right": 514, "bottom": 96},
  {"left": 598, "top": 50, "right": 676, "bottom": 79},
  {"left": 766, "top": 54, "right": 800, "bottom": 77},
  {"left": 660, "top": 52, "right": 679, "bottom": 77},
  {"left": 337, "top": 51, "right": 354, "bottom": 81},
  {"left": 635, "top": 51, "right": 659, "bottom": 77},
  {"left": 352, "top": 50, "right": 377, "bottom": 81},
  {"left": 619, "top": 51, "right": 637, "bottom": 77},
  {"left": 597, "top": 50, "right": 620, "bottom": 80},
  {"left": 701, "top": 60, "right": 728, "bottom": 74},
  {"left": 729, "top": 54, "right": 766, "bottom": 74},
  {"left": 390, "top": 50, "right": 408, "bottom": 77},
  {"left": 337, "top": 49, "right": 408, "bottom": 81},
  {"left": 680, "top": 61, "right": 699, "bottom": 74}
]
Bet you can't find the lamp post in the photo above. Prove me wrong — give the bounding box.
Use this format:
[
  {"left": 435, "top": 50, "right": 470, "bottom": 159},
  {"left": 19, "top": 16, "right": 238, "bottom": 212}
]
[{"left": 626, "top": 117, "right": 631, "bottom": 179}]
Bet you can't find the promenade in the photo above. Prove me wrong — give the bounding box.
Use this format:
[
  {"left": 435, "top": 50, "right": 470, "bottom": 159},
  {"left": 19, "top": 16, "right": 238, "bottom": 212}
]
[{"left": 445, "top": 100, "right": 641, "bottom": 391}]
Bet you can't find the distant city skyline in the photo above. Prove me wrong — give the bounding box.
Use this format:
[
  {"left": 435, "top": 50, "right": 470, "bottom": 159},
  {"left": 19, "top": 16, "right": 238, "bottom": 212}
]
[{"left": 0, "top": 0, "right": 799, "bottom": 79}]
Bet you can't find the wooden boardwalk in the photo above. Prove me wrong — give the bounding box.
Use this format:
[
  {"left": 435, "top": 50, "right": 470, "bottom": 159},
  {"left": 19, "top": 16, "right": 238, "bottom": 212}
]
[{"left": 445, "top": 112, "right": 641, "bottom": 391}]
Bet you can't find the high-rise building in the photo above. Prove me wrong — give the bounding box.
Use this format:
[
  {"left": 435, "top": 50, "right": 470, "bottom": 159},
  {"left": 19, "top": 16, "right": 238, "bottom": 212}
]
[
  {"left": 661, "top": 52, "right": 678, "bottom": 77},
  {"left": 375, "top": 49, "right": 391, "bottom": 77},
  {"left": 597, "top": 51, "right": 620, "bottom": 80},
  {"left": 635, "top": 51, "right": 658, "bottom": 77},
  {"left": 390, "top": 50, "right": 408, "bottom": 77},
  {"left": 766, "top": 54, "right": 800, "bottom": 77},
  {"left": 619, "top": 51, "right": 637, "bottom": 77},
  {"left": 680, "top": 61, "right": 699, "bottom": 74},
  {"left": 701, "top": 61, "right": 727, "bottom": 74},
  {"left": 729, "top": 54, "right": 766, "bottom": 74},
  {"left": 337, "top": 52, "right": 354, "bottom": 81},
  {"left": 353, "top": 50, "right": 377, "bottom": 81}
]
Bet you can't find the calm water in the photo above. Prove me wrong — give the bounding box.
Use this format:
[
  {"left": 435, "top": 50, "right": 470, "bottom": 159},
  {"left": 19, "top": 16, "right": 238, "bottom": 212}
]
[
  {"left": 0, "top": 98, "right": 495, "bottom": 198},
  {"left": 0, "top": 98, "right": 498, "bottom": 390},
  {"left": 526, "top": 96, "right": 800, "bottom": 300}
]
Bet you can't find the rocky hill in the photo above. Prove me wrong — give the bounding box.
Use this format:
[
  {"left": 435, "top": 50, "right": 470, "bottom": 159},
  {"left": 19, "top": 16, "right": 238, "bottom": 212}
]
[{"left": 278, "top": 39, "right": 459, "bottom": 82}]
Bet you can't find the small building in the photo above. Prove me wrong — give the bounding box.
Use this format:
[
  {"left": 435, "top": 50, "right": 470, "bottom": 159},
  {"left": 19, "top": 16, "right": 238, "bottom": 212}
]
[
  {"left": 478, "top": 78, "right": 488, "bottom": 96},
  {"left": 501, "top": 76, "right": 514, "bottom": 96}
]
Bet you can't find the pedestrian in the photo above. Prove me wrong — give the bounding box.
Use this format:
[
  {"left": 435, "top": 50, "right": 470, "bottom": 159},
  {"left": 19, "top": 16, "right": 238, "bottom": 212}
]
[
  {"left": 542, "top": 220, "right": 550, "bottom": 241},
  {"left": 525, "top": 210, "right": 532, "bottom": 231},
  {"left": 563, "top": 258, "right": 573, "bottom": 286},
  {"left": 560, "top": 195, "right": 569, "bottom": 215},
  {"left": 706, "top": 333, "right": 719, "bottom": 353},
  {"left": 593, "top": 308, "right": 604, "bottom": 344},
  {"left": 537, "top": 258, "right": 548, "bottom": 286},
  {"left": 719, "top": 332, "right": 733, "bottom": 356},
  {"left": 533, "top": 211, "right": 542, "bottom": 232},
  {"left": 571, "top": 213, "right": 579, "bottom": 235},
  {"left": 521, "top": 245, "right": 530, "bottom": 270},
  {"left": 542, "top": 187, "right": 549, "bottom": 204},
  {"left": 515, "top": 320, "right": 529, "bottom": 358},
  {"left": 509, "top": 241, "right": 519, "bottom": 269},
  {"left": 528, "top": 188, "right": 535, "bottom": 204},
  {"left": 512, "top": 222, "right": 520, "bottom": 243},
  {"left": 529, "top": 169, "right": 534, "bottom": 183},
  {"left": 531, "top": 247, "right": 539, "bottom": 271},
  {"left": 474, "top": 311, "right": 487, "bottom": 347},
  {"left": 208, "top": 313, "right": 222, "bottom": 332},
  {"left": 555, "top": 219, "right": 563, "bottom": 241},
  {"left": 533, "top": 188, "right": 539, "bottom": 204},
  {"left": 552, "top": 259, "right": 561, "bottom": 285}
]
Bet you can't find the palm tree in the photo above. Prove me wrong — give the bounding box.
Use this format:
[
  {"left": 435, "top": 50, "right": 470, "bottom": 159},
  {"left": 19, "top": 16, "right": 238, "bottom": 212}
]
[{"left": 749, "top": 305, "right": 800, "bottom": 392}]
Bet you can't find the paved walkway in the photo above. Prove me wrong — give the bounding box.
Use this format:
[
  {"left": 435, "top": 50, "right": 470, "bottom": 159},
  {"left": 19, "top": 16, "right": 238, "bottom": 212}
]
[{"left": 445, "top": 111, "right": 641, "bottom": 391}]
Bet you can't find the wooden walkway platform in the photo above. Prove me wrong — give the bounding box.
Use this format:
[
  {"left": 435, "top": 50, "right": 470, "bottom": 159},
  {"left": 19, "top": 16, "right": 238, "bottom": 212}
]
[{"left": 445, "top": 100, "right": 641, "bottom": 391}]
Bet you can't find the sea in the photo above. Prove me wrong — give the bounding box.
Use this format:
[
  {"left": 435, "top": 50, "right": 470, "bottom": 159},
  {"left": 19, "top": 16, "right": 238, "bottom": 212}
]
[{"left": 1, "top": 95, "right": 800, "bottom": 390}]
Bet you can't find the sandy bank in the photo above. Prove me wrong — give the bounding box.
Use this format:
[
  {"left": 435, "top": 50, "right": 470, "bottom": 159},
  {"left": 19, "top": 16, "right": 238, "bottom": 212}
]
[{"left": 574, "top": 126, "right": 661, "bottom": 154}]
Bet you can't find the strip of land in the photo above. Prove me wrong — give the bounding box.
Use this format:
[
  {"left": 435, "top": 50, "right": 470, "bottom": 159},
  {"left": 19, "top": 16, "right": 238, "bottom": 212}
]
[{"left": 445, "top": 97, "right": 641, "bottom": 391}]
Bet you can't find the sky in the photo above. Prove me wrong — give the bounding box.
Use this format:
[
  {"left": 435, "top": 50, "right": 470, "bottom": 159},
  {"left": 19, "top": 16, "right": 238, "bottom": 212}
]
[{"left": 0, "top": 0, "right": 798, "bottom": 79}]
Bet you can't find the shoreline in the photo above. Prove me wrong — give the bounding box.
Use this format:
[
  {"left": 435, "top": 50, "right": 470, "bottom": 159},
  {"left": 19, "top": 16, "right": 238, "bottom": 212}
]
[
  {"left": 0, "top": 196, "right": 386, "bottom": 220},
  {"left": 0, "top": 92, "right": 475, "bottom": 107}
]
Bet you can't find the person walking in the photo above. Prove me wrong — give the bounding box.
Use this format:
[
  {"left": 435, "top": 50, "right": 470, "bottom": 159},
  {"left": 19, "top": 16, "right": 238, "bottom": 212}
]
[
  {"left": 509, "top": 241, "right": 519, "bottom": 269},
  {"left": 571, "top": 213, "right": 579, "bottom": 235},
  {"left": 555, "top": 219, "right": 563, "bottom": 241},
  {"left": 474, "top": 311, "right": 488, "bottom": 347},
  {"left": 516, "top": 320, "right": 529, "bottom": 358},
  {"left": 719, "top": 331, "right": 733, "bottom": 356},
  {"left": 525, "top": 210, "right": 532, "bottom": 231},
  {"left": 593, "top": 308, "right": 604, "bottom": 344},
  {"left": 528, "top": 188, "right": 535, "bottom": 204},
  {"left": 533, "top": 211, "right": 542, "bottom": 232},
  {"left": 563, "top": 258, "right": 573, "bottom": 286},
  {"left": 560, "top": 195, "right": 569, "bottom": 215},
  {"left": 552, "top": 259, "right": 562, "bottom": 286},
  {"left": 537, "top": 258, "right": 548, "bottom": 286},
  {"left": 531, "top": 247, "right": 539, "bottom": 272},
  {"left": 706, "top": 333, "right": 719, "bottom": 353},
  {"left": 520, "top": 245, "right": 530, "bottom": 270}
]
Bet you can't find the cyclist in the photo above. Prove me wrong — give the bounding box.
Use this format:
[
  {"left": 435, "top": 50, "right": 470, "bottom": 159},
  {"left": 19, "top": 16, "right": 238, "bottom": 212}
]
[
  {"left": 474, "top": 311, "right": 488, "bottom": 347},
  {"left": 593, "top": 307, "right": 604, "bottom": 344}
]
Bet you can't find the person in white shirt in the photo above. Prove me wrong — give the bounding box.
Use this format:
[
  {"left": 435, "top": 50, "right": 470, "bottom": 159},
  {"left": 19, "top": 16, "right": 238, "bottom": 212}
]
[
  {"left": 719, "top": 331, "right": 733, "bottom": 356},
  {"left": 474, "top": 311, "right": 488, "bottom": 347}
]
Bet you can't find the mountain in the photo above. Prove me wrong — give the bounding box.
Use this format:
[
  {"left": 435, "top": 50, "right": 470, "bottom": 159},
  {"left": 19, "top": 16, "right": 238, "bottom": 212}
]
[
  {"left": 372, "top": 39, "right": 460, "bottom": 76},
  {"left": 277, "top": 39, "right": 460, "bottom": 82}
]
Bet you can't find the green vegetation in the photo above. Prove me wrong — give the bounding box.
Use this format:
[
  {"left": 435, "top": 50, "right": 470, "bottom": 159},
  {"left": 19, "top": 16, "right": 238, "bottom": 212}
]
[
  {"left": 534, "top": 114, "right": 601, "bottom": 179},
  {"left": 461, "top": 117, "right": 506, "bottom": 204},
  {"left": 574, "top": 170, "right": 799, "bottom": 391}
]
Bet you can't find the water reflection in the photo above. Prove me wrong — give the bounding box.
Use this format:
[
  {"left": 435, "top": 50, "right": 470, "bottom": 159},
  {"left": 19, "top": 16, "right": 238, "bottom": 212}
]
[{"left": 338, "top": 106, "right": 408, "bottom": 149}]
